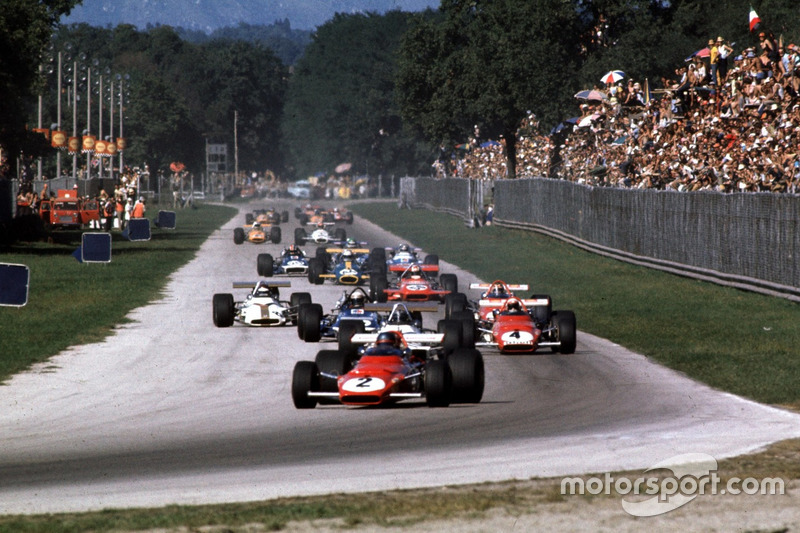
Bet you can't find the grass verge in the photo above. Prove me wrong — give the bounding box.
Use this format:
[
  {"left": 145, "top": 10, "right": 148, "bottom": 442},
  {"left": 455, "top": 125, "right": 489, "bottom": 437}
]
[{"left": 0, "top": 203, "right": 237, "bottom": 382}]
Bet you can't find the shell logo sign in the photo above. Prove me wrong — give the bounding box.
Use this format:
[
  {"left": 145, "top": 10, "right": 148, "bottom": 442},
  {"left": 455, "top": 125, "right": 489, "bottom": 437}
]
[
  {"left": 51, "top": 130, "right": 67, "bottom": 149},
  {"left": 68, "top": 136, "right": 80, "bottom": 153},
  {"left": 82, "top": 135, "right": 96, "bottom": 153}
]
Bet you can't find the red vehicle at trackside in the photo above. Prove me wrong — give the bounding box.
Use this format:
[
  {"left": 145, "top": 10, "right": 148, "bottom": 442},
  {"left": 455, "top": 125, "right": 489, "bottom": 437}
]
[{"left": 38, "top": 189, "right": 100, "bottom": 229}]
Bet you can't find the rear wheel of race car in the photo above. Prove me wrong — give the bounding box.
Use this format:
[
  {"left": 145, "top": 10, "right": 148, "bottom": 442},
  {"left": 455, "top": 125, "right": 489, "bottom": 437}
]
[
  {"left": 370, "top": 274, "right": 388, "bottom": 303},
  {"left": 444, "top": 292, "right": 468, "bottom": 319},
  {"left": 451, "top": 310, "right": 476, "bottom": 349},
  {"left": 553, "top": 310, "right": 577, "bottom": 354},
  {"left": 315, "top": 349, "right": 350, "bottom": 394},
  {"left": 270, "top": 226, "right": 281, "bottom": 244},
  {"left": 315, "top": 246, "right": 330, "bottom": 265},
  {"left": 334, "top": 228, "right": 346, "bottom": 241},
  {"left": 245, "top": 213, "right": 254, "bottom": 225},
  {"left": 292, "top": 361, "right": 319, "bottom": 409},
  {"left": 294, "top": 207, "right": 302, "bottom": 219},
  {"left": 297, "top": 302, "right": 312, "bottom": 339},
  {"left": 299, "top": 214, "right": 309, "bottom": 225},
  {"left": 440, "top": 273, "right": 458, "bottom": 294},
  {"left": 425, "top": 359, "right": 452, "bottom": 407},
  {"left": 281, "top": 210, "right": 289, "bottom": 223},
  {"left": 437, "top": 319, "right": 463, "bottom": 354},
  {"left": 338, "top": 321, "right": 366, "bottom": 360},
  {"left": 308, "top": 258, "right": 325, "bottom": 285},
  {"left": 448, "top": 348, "right": 485, "bottom": 404},
  {"left": 300, "top": 303, "right": 323, "bottom": 342},
  {"left": 530, "top": 293, "right": 552, "bottom": 326},
  {"left": 423, "top": 254, "right": 439, "bottom": 266},
  {"left": 294, "top": 228, "right": 306, "bottom": 245},
  {"left": 257, "top": 253, "right": 274, "bottom": 277},
  {"left": 233, "top": 227, "right": 245, "bottom": 244},
  {"left": 290, "top": 292, "right": 313, "bottom": 325},
  {"left": 212, "top": 293, "right": 235, "bottom": 327}
]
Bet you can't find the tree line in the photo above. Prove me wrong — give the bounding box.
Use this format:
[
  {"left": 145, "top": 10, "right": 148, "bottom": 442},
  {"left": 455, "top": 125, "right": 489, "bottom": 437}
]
[{"left": 3, "top": 0, "right": 800, "bottom": 184}]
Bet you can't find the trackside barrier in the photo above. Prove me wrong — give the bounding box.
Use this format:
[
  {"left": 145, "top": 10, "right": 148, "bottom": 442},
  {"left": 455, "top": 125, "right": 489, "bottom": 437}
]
[{"left": 401, "top": 176, "right": 800, "bottom": 302}]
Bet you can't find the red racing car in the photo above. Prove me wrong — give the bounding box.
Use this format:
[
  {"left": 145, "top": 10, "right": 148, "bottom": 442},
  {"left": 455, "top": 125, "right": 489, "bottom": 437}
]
[
  {"left": 291, "top": 330, "right": 484, "bottom": 408},
  {"left": 369, "top": 264, "right": 457, "bottom": 303}
]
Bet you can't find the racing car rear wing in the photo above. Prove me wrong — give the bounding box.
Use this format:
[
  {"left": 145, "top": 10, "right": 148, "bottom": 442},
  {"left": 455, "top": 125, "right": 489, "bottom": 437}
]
[
  {"left": 388, "top": 263, "right": 438, "bottom": 272},
  {"left": 233, "top": 280, "right": 291, "bottom": 289},
  {"left": 350, "top": 332, "right": 445, "bottom": 345},
  {"left": 470, "top": 282, "right": 529, "bottom": 291},
  {"left": 324, "top": 247, "right": 370, "bottom": 254},
  {"left": 364, "top": 302, "right": 440, "bottom": 313},
  {"left": 478, "top": 297, "right": 549, "bottom": 307}
]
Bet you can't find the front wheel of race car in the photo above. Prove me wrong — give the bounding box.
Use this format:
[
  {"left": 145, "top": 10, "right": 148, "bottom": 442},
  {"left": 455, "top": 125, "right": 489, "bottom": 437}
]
[
  {"left": 448, "top": 348, "right": 485, "bottom": 404},
  {"left": 450, "top": 310, "right": 476, "bottom": 349},
  {"left": 290, "top": 292, "right": 313, "bottom": 324},
  {"left": 552, "top": 310, "right": 577, "bottom": 354},
  {"left": 425, "top": 359, "right": 452, "bottom": 407},
  {"left": 212, "top": 293, "right": 235, "bottom": 327},
  {"left": 292, "top": 361, "right": 319, "bottom": 409},
  {"left": 257, "top": 253, "right": 274, "bottom": 277},
  {"left": 439, "top": 273, "right": 458, "bottom": 294},
  {"left": 437, "top": 319, "right": 463, "bottom": 354},
  {"left": 315, "top": 349, "right": 351, "bottom": 393},
  {"left": 233, "top": 227, "right": 245, "bottom": 245}
]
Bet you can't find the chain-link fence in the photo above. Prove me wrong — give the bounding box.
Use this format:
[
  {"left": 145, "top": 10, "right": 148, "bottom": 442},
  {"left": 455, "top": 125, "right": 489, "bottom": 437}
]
[{"left": 402, "top": 176, "right": 800, "bottom": 301}]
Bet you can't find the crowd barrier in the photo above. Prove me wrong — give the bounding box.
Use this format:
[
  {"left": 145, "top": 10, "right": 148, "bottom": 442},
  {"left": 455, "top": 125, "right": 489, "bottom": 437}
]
[{"left": 401, "top": 176, "right": 800, "bottom": 302}]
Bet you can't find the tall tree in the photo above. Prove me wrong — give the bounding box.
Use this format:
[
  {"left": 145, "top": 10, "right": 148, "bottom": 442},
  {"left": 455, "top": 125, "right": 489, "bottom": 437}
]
[
  {"left": 282, "top": 11, "right": 429, "bottom": 179},
  {"left": 397, "top": 0, "right": 582, "bottom": 179},
  {"left": 0, "top": 0, "right": 80, "bottom": 170}
]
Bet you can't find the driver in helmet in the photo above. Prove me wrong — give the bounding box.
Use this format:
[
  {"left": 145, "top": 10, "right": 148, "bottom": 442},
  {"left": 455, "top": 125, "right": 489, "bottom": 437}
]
[
  {"left": 367, "top": 331, "right": 404, "bottom": 356},
  {"left": 284, "top": 244, "right": 302, "bottom": 258},
  {"left": 485, "top": 283, "right": 509, "bottom": 299},
  {"left": 345, "top": 237, "right": 358, "bottom": 248},
  {"left": 398, "top": 243, "right": 410, "bottom": 253},
  {"left": 502, "top": 298, "right": 524, "bottom": 315},
  {"left": 348, "top": 290, "right": 366, "bottom": 308},
  {"left": 404, "top": 264, "right": 423, "bottom": 279},
  {"left": 254, "top": 282, "right": 277, "bottom": 298},
  {"left": 341, "top": 249, "right": 355, "bottom": 262}
]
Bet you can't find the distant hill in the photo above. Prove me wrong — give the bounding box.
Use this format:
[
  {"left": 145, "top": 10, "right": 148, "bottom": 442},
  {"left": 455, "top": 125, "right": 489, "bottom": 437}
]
[{"left": 60, "top": 0, "right": 440, "bottom": 32}]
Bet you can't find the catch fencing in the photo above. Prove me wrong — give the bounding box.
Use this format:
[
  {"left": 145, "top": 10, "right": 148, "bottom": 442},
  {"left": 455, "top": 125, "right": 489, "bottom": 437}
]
[{"left": 401, "top": 176, "right": 800, "bottom": 302}]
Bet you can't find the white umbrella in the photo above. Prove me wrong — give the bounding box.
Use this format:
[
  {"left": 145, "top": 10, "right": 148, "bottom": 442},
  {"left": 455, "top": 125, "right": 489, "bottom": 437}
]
[{"left": 601, "top": 70, "right": 625, "bottom": 85}]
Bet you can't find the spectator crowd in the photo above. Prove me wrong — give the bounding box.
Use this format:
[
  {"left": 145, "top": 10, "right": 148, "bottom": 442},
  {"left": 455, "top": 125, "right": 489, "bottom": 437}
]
[{"left": 445, "top": 31, "right": 800, "bottom": 194}]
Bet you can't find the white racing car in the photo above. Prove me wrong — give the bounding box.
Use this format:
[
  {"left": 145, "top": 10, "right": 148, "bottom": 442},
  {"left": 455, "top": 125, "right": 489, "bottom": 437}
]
[
  {"left": 212, "top": 280, "right": 312, "bottom": 327},
  {"left": 294, "top": 222, "right": 346, "bottom": 245}
]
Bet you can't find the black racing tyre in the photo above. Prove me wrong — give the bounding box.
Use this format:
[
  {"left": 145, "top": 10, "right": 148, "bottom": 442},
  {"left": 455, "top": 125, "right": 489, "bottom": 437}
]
[
  {"left": 444, "top": 292, "right": 468, "bottom": 319},
  {"left": 290, "top": 292, "right": 312, "bottom": 308},
  {"left": 245, "top": 213, "right": 254, "bottom": 225},
  {"left": 370, "top": 247, "right": 386, "bottom": 263},
  {"left": 315, "top": 246, "right": 330, "bottom": 265},
  {"left": 345, "top": 212, "right": 354, "bottom": 224},
  {"left": 425, "top": 359, "right": 452, "bottom": 407},
  {"left": 290, "top": 292, "right": 312, "bottom": 325},
  {"left": 437, "top": 319, "right": 463, "bottom": 354},
  {"left": 308, "top": 258, "right": 325, "bottom": 285},
  {"left": 233, "top": 227, "right": 245, "bottom": 244},
  {"left": 423, "top": 254, "right": 439, "bottom": 266},
  {"left": 529, "top": 294, "right": 552, "bottom": 326},
  {"left": 315, "top": 349, "right": 351, "bottom": 393},
  {"left": 294, "top": 207, "right": 302, "bottom": 219},
  {"left": 448, "top": 348, "right": 485, "bottom": 404},
  {"left": 282, "top": 210, "right": 289, "bottom": 223},
  {"left": 292, "top": 361, "right": 319, "bottom": 409},
  {"left": 257, "top": 253, "right": 274, "bottom": 277},
  {"left": 451, "top": 310, "right": 476, "bottom": 349},
  {"left": 298, "top": 303, "right": 323, "bottom": 342},
  {"left": 212, "top": 293, "right": 235, "bottom": 327},
  {"left": 299, "top": 214, "right": 309, "bottom": 225},
  {"left": 294, "top": 227, "right": 306, "bottom": 245},
  {"left": 553, "top": 310, "right": 577, "bottom": 354},
  {"left": 334, "top": 228, "right": 346, "bottom": 241},
  {"left": 270, "top": 226, "right": 281, "bottom": 244},
  {"left": 439, "top": 273, "right": 458, "bottom": 294},
  {"left": 337, "top": 321, "right": 366, "bottom": 360},
  {"left": 370, "top": 274, "right": 388, "bottom": 303}
]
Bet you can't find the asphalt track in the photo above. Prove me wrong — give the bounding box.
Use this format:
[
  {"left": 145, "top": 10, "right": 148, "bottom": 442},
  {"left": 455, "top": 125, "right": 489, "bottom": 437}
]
[{"left": 2, "top": 200, "right": 800, "bottom": 515}]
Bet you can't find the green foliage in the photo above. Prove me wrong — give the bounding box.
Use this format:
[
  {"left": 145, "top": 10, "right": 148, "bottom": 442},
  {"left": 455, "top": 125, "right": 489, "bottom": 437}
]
[
  {"left": 281, "top": 11, "right": 430, "bottom": 179},
  {"left": 0, "top": 0, "right": 80, "bottom": 163}
]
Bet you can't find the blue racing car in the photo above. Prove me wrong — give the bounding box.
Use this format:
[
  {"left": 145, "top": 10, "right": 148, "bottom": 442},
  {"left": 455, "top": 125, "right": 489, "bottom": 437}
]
[{"left": 257, "top": 245, "right": 310, "bottom": 277}]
